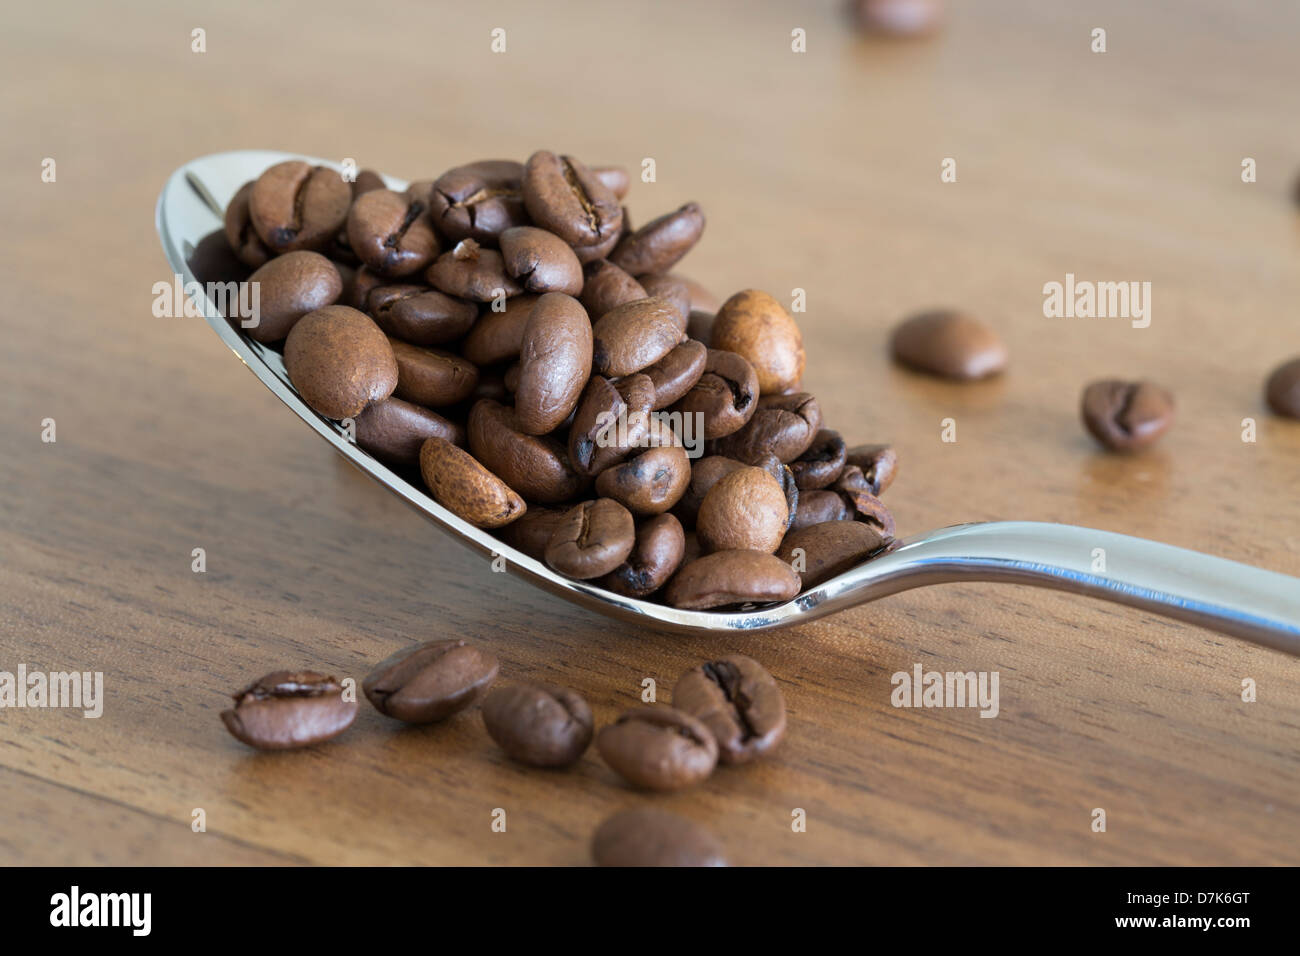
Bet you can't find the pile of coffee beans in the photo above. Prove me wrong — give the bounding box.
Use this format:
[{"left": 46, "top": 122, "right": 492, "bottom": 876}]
[{"left": 198, "top": 151, "right": 901, "bottom": 611}]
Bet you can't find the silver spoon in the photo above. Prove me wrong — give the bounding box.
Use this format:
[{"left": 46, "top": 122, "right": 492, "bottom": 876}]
[{"left": 157, "top": 151, "right": 1300, "bottom": 655}]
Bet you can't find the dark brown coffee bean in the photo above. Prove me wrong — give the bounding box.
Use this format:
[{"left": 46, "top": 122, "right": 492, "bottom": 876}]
[
  {"left": 594, "top": 445, "right": 692, "bottom": 516},
  {"left": 568, "top": 375, "right": 647, "bottom": 476},
  {"left": 592, "top": 808, "right": 726, "bottom": 867},
  {"left": 188, "top": 230, "right": 251, "bottom": 290},
  {"left": 245, "top": 251, "right": 342, "bottom": 343},
  {"left": 367, "top": 284, "right": 478, "bottom": 346},
  {"left": 499, "top": 226, "right": 583, "bottom": 296},
  {"left": 642, "top": 339, "right": 708, "bottom": 410},
  {"left": 671, "top": 349, "right": 759, "bottom": 439},
  {"left": 343, "top": 264, "right": 386, "bottom": 310},
  {"left": 346, "top": 189, "right": 439, "bottom": 277},
  {"left": 460, "top": 294, "right": 538, "bottom": 366},
  {"left": 354, "top": 397, "right": 463, "bottom": 465},
  {"left": 545, "top": 498, "right": 636, "bottom": 579},
  {"left": 579, "top": 259, "right": 646, "bottom": 320},
  {"left": 468, "top": 399, "right": 587, "bottom": 504},
  {"left": 776, "top": 520, "right": 890, "bottom": 588},
  {"left": 1081, "top": 379, "right": 1175, "bottom": 451},
  {"left": 482, "top": 682, "right": 593, "bottom": 768},
  {"left": 597, "top": 705, "right": 718, "bottom": 791},
  {"left": 696, "top": 466, "right": 790, "bottom": 553},
  {"left": 637, "top": 274, "right": 691, "bottom": 330},
  {"left": 515, "top": 292, "right": 593, "bottom": 434},
  {"left": 351, "top": 168, "right": 387, "bottom": 196},
  {"left": 834, "top": 466, "right": 896, "bottom": 537},
  {"left": 890, "top": 309, "right": 1007, "bottom": 380},
  {"left": 419, "top": 437, "right": 525, "bottom": 528},
  {"left": 789, "top": 429, "right": 847, "bottom": 490},
  {"left": 522, "top": 150, "right": 623, "bottom": 253},
  {"left": 790, "top": 489, "right": 852, "bottom": 530},
  {"left": 592, "top": 297, "right": 686, "bottom": 377},
  {"left": 220, "top": 671, "right": 357, "bottom": 750},
  {"left": 284, "top": 306, "right": 398, "bottom": 419},
  {"left": 363, "top": 639, "right": 498, "bottom": 724},
  {"left": 609, "top": 202, "right": 706, "bottom": 276},
  {"left": 599, "top": 513, "right": 686, "bottom": 597},
  {"left": 710, "top": 289, "right": 805, "bottom": 395},
  {"left": 686, "top": 309, "right": 714, "bottom": 345},
  {"left": 497, "top": 505, "right": 570, "bottom": 560},
  {"left": 249, "top": 160, "right": 352, "bottom": 253},
  {"left": 428, "top": 160, "right": 528, "bottom": 243},
  {"left": 844, "top": 443, "right": 898, "bottom": 495},
  {"left": 1266, "top": 358, "right": 1300, "bottom": 419},
  {"left": 591, "top": 165, "right": 630, "bottom": 199},
  {"left": 673, "top": 455, "right": 745, "bottom": 527},
  {"left": 673, "top": 655, "right": 785, "bottom": 764},
  {"left": 710, "top": 392, "right": 822, "bottom": 463},
  {"left": 427, "top": 240, "right": 523, "bottom": 302},
  {"left": 390, "top": 338, "right": 479, "bottom": 407},
  {"left": 852, "top": 0, "right": 944, "bottom": 35},
  {"left": 665, "top": 550, "right": 801, "bottom": 610},
  {"left": 224, "top": 181, "right": 272, "bottom": 267}
]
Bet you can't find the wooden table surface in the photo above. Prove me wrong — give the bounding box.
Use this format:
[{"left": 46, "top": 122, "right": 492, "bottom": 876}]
[{"left": 2, "top": 0, "right": 1298, "bottom": 866}]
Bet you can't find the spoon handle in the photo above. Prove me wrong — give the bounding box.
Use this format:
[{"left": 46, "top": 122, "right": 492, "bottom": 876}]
[{"left": 865, "top": 522, "right": 1300, "bottom": 655}]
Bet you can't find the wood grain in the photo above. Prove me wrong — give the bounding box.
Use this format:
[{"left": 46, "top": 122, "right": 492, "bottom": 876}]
[{"left": 1, "top": 0, "right": 1298, "bottom": 865}]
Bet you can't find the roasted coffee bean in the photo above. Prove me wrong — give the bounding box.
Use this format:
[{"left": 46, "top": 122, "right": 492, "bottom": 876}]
[
  {"left": 673, "top": 455, "right": 745, "bottom": 528},
  {"left": 460, "top": 294, "right": 538, "bottom": 366},
  {"left": 515, "top": 292, "right": 593, "bottom": 434},
  {"left": 221, "top": 671, "right": 357, "bottom": 750},
  {"left": 284, "top": 305, "right": 398, "bottom": 419},
  {"left": 597, "top": 705, "right": 718, "bottom": 791},
  {"left": 591, "top": 165, "right": 630, "bottom": 199},
  {"left": 367, "top": 284, "right": 478, "bottom": 346},
  {"left": 851, "top": 0, "right": 944, "bottom": 35},
  {"left": 427, "top": 239, "right": 523, "bottom": 301},
  {"left": 673, "top": 654, "right": 786, "bottom": 764},
  {"left": 419, "top": 437, "right": 525, "bottom": 528},
  {"left": 481, "top": 682, "right": 593, "bottom": 768},
  {"left": 545, "top": 498, "right": 636, "bottom": 578},
  {"left": 363, "top": 639, "right": 498, "bottom": 723},
  {"left": 890, "top": 309, "right": 1007, "bottom": 380},
  {"left": 249, "top": 160, "right": 352, "bottom": 253},
  {"left": 594, "top": 445, "right": 692, "bottom": 515},
  {"left": 834, "top": 466, "right": 896, "bottom": 537},
  {"left": 592, "top": 297, "right": 685, "bottom": 377},
  {"left": 1266, "top": 357, "right": 1300, "bottom": 419},
  {"left": 686, "top": 309, "right": 714, "bottom": 345},
  {"left": 579, "top": 259, "right": 646, "bottom": 320},
  {"left": 1080, "top": 380, "right": 1175, "bottom": 451},
  {"left": 671, "top": 348, "right": 758, "bottom": 439},
  {"left": 610, "top": 202, "right": 706, "bottom": 276},
  {"left": 497, "top": 505, "right": 570, "bottom": 559},
  {"left": 188, "top": 229, "right": 250, "bottom": 288},
  {"left": 245, "top": 251, "right": 342, "bottom": 343},
  {"left": 710, "top": 289, "right": 805, "bottom": 395},
  {"left": 390, "top": 338, "right": 479, "bottom": 407},
  {"left": 468, "top": 399, "right": 587, "bottom": 503},
  {"left": 354, "top": 397, "right": 463, "bottom": 465},
  {"left": 522, "top": 150, "right": 623, "bottom": 256},
  {"left": 344, "top": 265, "right": 386, "bottom": 310},
  {"left": 710, "top": 392, "right": 822, "bottom": 463},
  {"left": 592, "top": 808, "right": 726, "bottom": 867},
  {"left": 568, "top": 375, "right": 650, "bottom": 476},
  {"left": 428, "top": 160, "right": 528, "bottom": 243},
  {"left": 499, "top": 226, "right": 584, "bottom": 296},
  {"left": 502, "top": 362, "right": 521, "bottom": 394},
  {"left": 844, "top": 443, "right": 898, "bottom": 495},
  {"left": 638, "top": 274, "right": 691, "bottom": 330},
  {"left": 776, "top": 520, "right": 890, "bottom": 588},
  {"left": 790, "top": 429, "right": 847, "bottom": 490},
  {"left": 790, "top": 489, "right": 852, "bottom": 530},
  {"left": 676, "top": 275, "right": 722, "bottom": 314},
  {"left": 696, "top": 466, "right": 790, "bottom": 553},
  {"left": 224, "top": 181, "right": 272, "bottom": 268},
  {"left": 643, "top": 339, "right": 708, "bottom": 409},
  {"left": 599, "top": 513, "right": 686, "bottom": 598},
  {"left": 346, "top": 188, "right": 439, "bottom": 277},
  {"left": 665, "top": 550, "right": 802, "bottom": 610},
  {"left": 351, "top": 168, "right": 387, "bottom": 196}
]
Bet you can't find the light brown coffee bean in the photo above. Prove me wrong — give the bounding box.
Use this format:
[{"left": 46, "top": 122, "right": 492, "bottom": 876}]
[
  {"left": 610, "top": 203, "right": 706, "bottom": 276},
  {"left": 481, "top": 682, "right": 593, "bottom": 768},
  {"left": 460, "top": 294, "right": 539, "bottom": 366},
  {"left": 419, "top": 437, "right": 525, "bottom": 529},
  {"left": 545, "top": 498, "right": 636, "bottom": 579},
  {"left": 592, "top": 808, "right": 727, "bottom": 867},
  {"left": 515, "top": 292, "right": 593, "bottom": 435},
  {"left": 710, "top": 290, "right": 805, "bottom": 395},
  {"left": 499, "top": 226, "right": 584, "bottom": 296},
  {"left": 367, "top": 284, "right": 477, "bottom": 347},
  {"left": 354, "top": 397, "right": 463, "bottom": 466},
  {"left": 346, "top": 188, "right": 439, "bottom": 277},
  {"left": 599, "top": 513, "right": 686, "bottom": 598},
  {"left": 220, "top": 671, "right": 357, "bottom": 750},
  {"left": 671, "top": 349, "right": 759, "bottom": 439},
  {"left": 427, "top": 239, "right": 523, "bottom": 301},
  {"left": 776, "top": 520, "right": 890, "bottom": 588},
  {"left": 245, "top": 251, "right": 342, "bottom": 343},
  {"left": 468, "top": 399, "right": 587, "bottom": 504},
  {"left": 390, "top": 338, "right": 480, "bottom": 407},
  {"left": 696, "top": 466, "right": 790, "bottom": 553},
  {"left": 594, "top": 445, "right": 692, "bottom": 516},
  {"left": 665, "top": 550, "right": 802, "bottom": 610},
  {"left": 363, "top": 640, "right": 499, "bottom": 723},
  {"left": 592, "top": 297, "right": 686, "bottom": 377},
  {"left": 673, "top": 655, "right": 786, "bottom": 764},
  {"left": 673, "top": 455, "right": 745, "bottom": 528},
  {"left": 890, "top": 309, "right": 1007, "bottom": 380},
  {"left": 284, "top": 305, "right": 398, "bottom": 419},
  {"left": 1081, "top": 379, "right": 1175, "bottom": 451},
  {"left": 844, "top": 443, "right": 898, "bottom": 495},
  {"left": 596, "top": 705, "right": 718, "bottom": 791}
]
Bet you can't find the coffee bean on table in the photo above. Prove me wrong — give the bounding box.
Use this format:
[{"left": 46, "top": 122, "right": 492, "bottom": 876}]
[
  {"left": 419, "top": 437, "right": 525, "bottom": 529},
  {"left": 671, "top": 349, "right": 759, "bottom": 439},
  {"left": 789, "top": 428, "right": 848, "bottom": 490},
  {"left": 545, "top": 498, "right": 636, "bottom": 579},
  {"left": 710, "top": 392, "right": 822, "bottom": 463},
  {"left": 776, "top": 520, "right": 890, "bottom": 588},
  {"left": 890, "top": 309, "right": 1007, "bottom": 380},
  {"left": 249, "top": 160, "right": 352, "bottom": 253},
  {"left": 460, "top": 294, "right": 538, "bottom": 366},
  {"left": 224, "top": 181, "right": 272, "bottom": 268},
  {"left": 499, "top": 227, "right": 584, "bottom": 296},
  {"left": 363, "top": 639, "right": 499, "bottom": 723},
  {"left": 221, "top": 671, "right": 357, "bottom": 750},
  {"left": 346, "top": 188, "right": 440, "bottom": 277},
  {"left": 468, "top": 399, "right": 587, "bottom": 504},
  {"left": 592, "top": 297, "right": 686, "bottom": 376},
  {"left": 696, "top": 466, "right": 790, "bottom": 553},
  {"left": 594, "top": 445, "right": 692, "bottom": 516},
  {"left": 515, "top": 292, "right": 593, "bottom": 434},
  {"left": 643, "top": 339, "right": 708, "bottom": 409},
  {"left": 245, "top": 251, "right": 342, "bottom": 343},
  {"left": 367, "top": 284, "right": 478, "bottom": 347},
  {"left": 428, "top": 159, "right": 528, "bottom": 243},
  {"left": 1080, "top": 379, "right": 1175, "bottom": 451},
  {"left": 673, "top": 654, "right": 786, "bottom": 764},
  {"left": 844, "top": 443, "right": 898, "bottom": 495},
  {"left": 427, "top": 240, "right": 523, "bottom": 301},
  {"left": 481, "top": 682, "right": 593, "bottom": 768},
  {"left": 284, "top": 305, "right": 398, "bottom": 419},
  {"left": 596, "top": 705, "right": 718, "bottom": 791},
  {"left": 580, "top": 259, "right": 646, "bottom": 320},
  {"left": 390, "top": 339, "right": 479, "bottom": 407},
  {"left": 609, "top": 202, "right": 706, "bottom": 277},
  {"left": 592, "top": 808, "right": 727, "bottom": 867},
  {"left": 599, "top": 513, "right": 686, "bottom": 597},
  {"left": 664, "top": 550, "right": 802, "bottom": 609},
  {"left": 354, "top": 397, "right": 463, "bottom": 466},
  {"left": 1264, "top": 357, "right": 1300, "bottom": 419},
  {"left": 709, "top": 289, "right": 805, "bottom": 395},
  {"left": 522, "top": 150, "right": 623, "bottom": 262}
]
